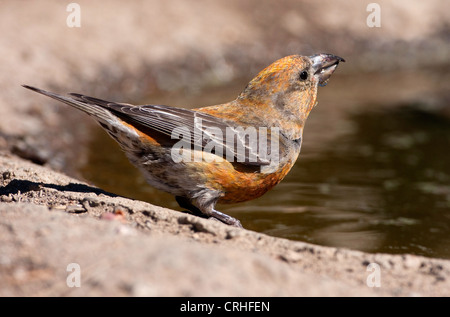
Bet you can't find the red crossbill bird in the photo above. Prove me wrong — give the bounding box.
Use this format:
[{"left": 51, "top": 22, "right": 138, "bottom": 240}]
[{"left": 23, "top": 53, "right": 344, "bottom": 227}]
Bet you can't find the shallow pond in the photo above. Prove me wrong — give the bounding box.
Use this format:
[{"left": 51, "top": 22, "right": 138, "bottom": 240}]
[{"left": 80, "top": 67, "right": 450, "bottom": 259}]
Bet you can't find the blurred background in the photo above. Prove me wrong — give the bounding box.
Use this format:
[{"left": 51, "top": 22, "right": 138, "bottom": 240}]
[{"left": 1, "top": 0, "right": 449, "bottom": 258}]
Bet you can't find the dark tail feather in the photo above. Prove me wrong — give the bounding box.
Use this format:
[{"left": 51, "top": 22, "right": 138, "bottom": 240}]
[{"left": 22, "top": 85, "right": 114, "bottom": 123}]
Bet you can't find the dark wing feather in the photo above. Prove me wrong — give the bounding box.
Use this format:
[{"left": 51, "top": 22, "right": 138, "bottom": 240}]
[{"left": 74, "top": 95, "right": 274, "bottom": 166}]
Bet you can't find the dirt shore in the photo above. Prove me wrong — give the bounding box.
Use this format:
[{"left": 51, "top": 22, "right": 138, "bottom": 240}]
[{"left": 1, "top": 0, "right": 449, "bottom": 296}]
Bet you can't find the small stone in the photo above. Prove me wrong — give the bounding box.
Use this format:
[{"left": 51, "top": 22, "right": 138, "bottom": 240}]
[
  {"left": 1, "top": 195, "right": 13, "bottom": 202},
  {"left": 278, "top": 250, "right": 303, "bottom": 262},
  {"left": 82, "top": 196, "right": 100, "bottom": 207},
  {"left": 65, "top": 204, "right": 86, "bottom": 213},
  {"left": 225, "top": 229, "right": 242, "bottom": 239}
]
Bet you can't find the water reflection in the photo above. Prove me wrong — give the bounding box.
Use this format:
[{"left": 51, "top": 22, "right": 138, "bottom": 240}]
[{"left": 79, "top": 72, "right": 450, "bottom": 259}]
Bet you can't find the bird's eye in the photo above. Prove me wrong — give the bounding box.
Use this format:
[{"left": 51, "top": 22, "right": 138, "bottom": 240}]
[{"left": 299, "top": 71, "right": 308, "bottom": 81}]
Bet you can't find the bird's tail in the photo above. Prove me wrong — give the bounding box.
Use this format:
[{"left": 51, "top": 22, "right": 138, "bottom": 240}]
[{"left": 22, "top": 85, "right": 115, "bottom": 123}]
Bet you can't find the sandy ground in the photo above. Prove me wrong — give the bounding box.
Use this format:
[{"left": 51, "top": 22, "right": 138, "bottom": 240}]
[{"left": 1, "top": 0, "right": 449, "bottom": 296}]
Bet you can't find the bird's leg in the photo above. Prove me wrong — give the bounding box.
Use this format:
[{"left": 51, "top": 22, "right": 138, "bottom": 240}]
[
  {"left": 175, "top": 196, "right": 205, "bottom": 217},
  {"left": 200, "top": 200, "right": 243, "bottom": 228},
  {"left": 176, "top": 196, "right": 243, "bottom": 228},
  {"left": 208, "top": 208, "right": 243, "bottom": 228}
]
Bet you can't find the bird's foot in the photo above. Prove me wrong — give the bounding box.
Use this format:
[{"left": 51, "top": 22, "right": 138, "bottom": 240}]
[
  {"left": 175, "top": 196, "right": 243, "bottom": 228},
  {"left": 209, "top": 209, "right": 243, "bottom": 228}
]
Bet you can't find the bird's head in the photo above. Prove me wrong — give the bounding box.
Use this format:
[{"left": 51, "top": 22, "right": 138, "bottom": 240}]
[{"left": 238, "top": 54, "right": 344, "bottom": 135}]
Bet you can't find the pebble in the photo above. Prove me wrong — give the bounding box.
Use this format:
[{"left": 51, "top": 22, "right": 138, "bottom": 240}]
[{"left": 65, "top": 204, "right": 86, "bottom": 213}]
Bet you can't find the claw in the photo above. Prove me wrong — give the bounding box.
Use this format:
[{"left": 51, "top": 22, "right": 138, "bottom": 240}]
[{"left": 210, "top": 209, "right": 243, "bottom": 228}]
